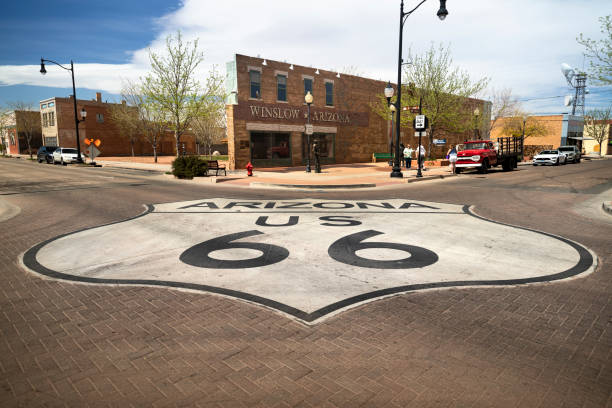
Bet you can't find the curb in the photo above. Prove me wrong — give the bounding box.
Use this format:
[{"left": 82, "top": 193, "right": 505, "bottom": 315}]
[
  {"left": 250, "top": 182, "right": 377, "bottom": 190},
  {"left": 406, "top": 173, "right": 457, "bottom": 183},
  {"left": 603, "top": 202, "right": 612, "bottom": 215}
]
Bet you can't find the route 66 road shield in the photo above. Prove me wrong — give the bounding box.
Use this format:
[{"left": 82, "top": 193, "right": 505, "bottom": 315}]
[{"left": 23, "top": 199, "right": 597, "bottom": 323}]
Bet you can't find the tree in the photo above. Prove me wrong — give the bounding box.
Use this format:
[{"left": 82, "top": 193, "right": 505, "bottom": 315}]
[
  {"left": 9, "top": 102, "right": 40, "bottom": 159},
  {"left": 501, "top": 111, "right": 549, "bottom": 141},
  {"left": 584, "top": 105, "right": 612, "bottom": 156},
  {"left": 108, "top": 99, "right": 140, "bottom": 157},
  {"left": 190, "top": 66, "right": 226, "bottom": 157},
  {"left": 121, "top": 80, "right": 165, "bottom": 162},
  {"left": 577, "top": 15, "right": 612, "bottom": 85},
  {"left": 373, "top": 43, "right": 489, "bottom": 158},
  {"left": 143, "top": 31, "right": 219, "bottom": 157},
  {"left": 0, "top": 108, "right": 11, "bottom": 155},
  {"left": 191, "top": 116, "right": 224, "bottom": 157},
  {"left": 487, "top": 88, "right": 521, "bottom": 138}
]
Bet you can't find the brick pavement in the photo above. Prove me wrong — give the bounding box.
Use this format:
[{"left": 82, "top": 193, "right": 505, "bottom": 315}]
[{"left": 0, "top": 158, "right": 611, "bottom": 407}]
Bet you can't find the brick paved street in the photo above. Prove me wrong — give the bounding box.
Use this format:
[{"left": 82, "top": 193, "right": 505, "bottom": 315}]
[{"left": 0, "top": 157, "right": 611, "bottom": 407}]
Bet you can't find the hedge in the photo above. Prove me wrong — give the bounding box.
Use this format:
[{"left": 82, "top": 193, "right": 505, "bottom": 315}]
[{"left": 172, "top": 156, "right": 208, "bottom": 179}]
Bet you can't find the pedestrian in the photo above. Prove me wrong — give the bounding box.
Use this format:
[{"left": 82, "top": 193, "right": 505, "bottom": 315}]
[
  {"left": 399, "top": 144, "right": 405, "bottom": 167},
  {"left": 403, "top": 144, "right": 414, "bottom": 169},
  {"left": 418, "top": 144, "right": 426, "bottom": 171},
  {"left": 447, "top": 144, "right": 458, "bottom": 174}
]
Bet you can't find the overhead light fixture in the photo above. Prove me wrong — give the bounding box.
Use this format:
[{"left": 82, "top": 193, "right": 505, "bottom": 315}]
[
  {"left": 336, "top": 72, "right": 341, "bottom": 78},
  {"left": 315, "top": 69, "right": 320, "bottom": 75},
  {"left": 289, "top": 64, "right": 294, "bottom": 70},
  {"left": 262, "top": 59, "right": 267, "bottom": 66}
]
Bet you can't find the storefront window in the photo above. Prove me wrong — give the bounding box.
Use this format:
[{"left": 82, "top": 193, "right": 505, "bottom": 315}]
[{"left": 250, "top": 132, "right": 291, "bottom": 160}]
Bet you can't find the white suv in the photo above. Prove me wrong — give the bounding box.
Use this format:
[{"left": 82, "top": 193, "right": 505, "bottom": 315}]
[
  {"left": 557, "top": 146, "right": 581, "bottom": 163},
  {"left": 52, "top": 147, "right": 84, "bottom": 165}
]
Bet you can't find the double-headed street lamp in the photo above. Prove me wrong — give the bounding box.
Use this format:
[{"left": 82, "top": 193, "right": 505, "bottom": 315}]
[
  {"left": 40, "top": 58, "right": 86, "bottom": 163},
  {"left": 390, "top": 0, "right": 448, "bottom": 178}
]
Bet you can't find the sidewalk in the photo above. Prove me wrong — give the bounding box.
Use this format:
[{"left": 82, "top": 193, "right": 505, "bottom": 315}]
[{"left": 95, "top": 156, "right": 457, "bottom": 189}]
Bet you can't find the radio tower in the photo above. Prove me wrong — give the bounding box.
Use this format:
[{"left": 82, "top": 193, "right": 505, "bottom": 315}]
[
  {"left": 561, "top": 63, "right": 587, "bottom": 116},
  {"left": 571, "top": 73, "right": 587, "bottom": 116}
]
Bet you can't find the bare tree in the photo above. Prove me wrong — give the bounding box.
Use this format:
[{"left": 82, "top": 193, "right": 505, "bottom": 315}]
[
  {"left": 191, "top": 65, "right": 226, "bottom": 157},
  {"left": 191, "top": 116, "right": 224, "bottom": 157},
  {"left": 487, "top": 88, "right": 521, "bottom": 138},
  {"left": 121, "top": 80, "right": 165, "bottom": 162},
  {"left": 584, "top": 105, "right": 612, "bottom": 156},
  {"left": 0, "top": 108, "right": 11, "bottom": 155},
  {"left": 501, "top": 111, "right": 549, "bottom": 141},
  {"left": 9, "top": 102, "right": 41, "bottom": 159},
  {"left": 108, "top": 99, "right": 139, "bottom": 157}
]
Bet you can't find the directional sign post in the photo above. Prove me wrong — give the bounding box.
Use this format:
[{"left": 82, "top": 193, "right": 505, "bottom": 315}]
[{"left": 415, "top": 115, "right": 426, "bottom": 130}]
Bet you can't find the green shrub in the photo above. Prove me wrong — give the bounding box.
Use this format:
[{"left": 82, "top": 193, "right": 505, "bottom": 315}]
[{"left": 172, "top": 156, "right": 208, "bottom": 179}]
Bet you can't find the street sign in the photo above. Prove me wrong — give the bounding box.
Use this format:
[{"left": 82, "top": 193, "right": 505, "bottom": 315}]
[
  {"left": 414, "top": 131, "right": 427, "bottom": 137},
  {"left": 415, "top": 115, "right": 426, "bottom": 130},
  {"left": 85, "top": 145, "right": 100, "bottom": 161},
  {"left": 305, "top": 124, "right": 313, "bottom": 135},
  {"left": 403, "top": 106, "right": 420, "bottom": 113},
  {"left": 433, "top": 139, "right": 447, "bottom": 145}
]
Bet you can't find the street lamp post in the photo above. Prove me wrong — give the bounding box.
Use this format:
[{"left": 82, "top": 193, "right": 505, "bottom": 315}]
[
  {"left": 305, "top": 91, "right": 313, "bottom": 173},
  {"left": 391, "top": 0, "right": 448, "bottom": 178},
  {"left": 40, "top": 58, "right": 85, "bottom": 163},
  {"left": 384, "top": 82, "right": 395, "bottom": 166},
  {"left": 473, "top": 107, "right": 480, "bottom": 139}
]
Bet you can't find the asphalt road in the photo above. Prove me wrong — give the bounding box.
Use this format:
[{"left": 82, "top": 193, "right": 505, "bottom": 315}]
[{"left": 1, "top": 157, "right": 611, "bottom": 407}]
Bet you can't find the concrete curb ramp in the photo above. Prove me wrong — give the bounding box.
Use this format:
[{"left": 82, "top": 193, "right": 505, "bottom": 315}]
[{"left": 603, "top": 202, "right": 612, "bottom": 215}]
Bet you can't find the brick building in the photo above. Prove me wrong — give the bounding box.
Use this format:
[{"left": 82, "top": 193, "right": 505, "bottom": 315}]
[
  {"left": 490, "top": 114, "right": 585, "bottom": 157},
  {"left": 0, "top": 110, "right": 42, "bottom": 156},
  {"left": 39, "top": 92, "right": 196, "bottom": 157},
  {"left": 225, "top": 54, "right": 489, "bottom": 170}
]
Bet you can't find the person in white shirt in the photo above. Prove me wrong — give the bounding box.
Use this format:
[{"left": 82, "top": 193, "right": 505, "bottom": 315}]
[
  {"left": 418, "top": 144, "right": 426, "bottom": 170},
  {"left": 403, "top": 144, "right": 414, "bottom": 168}
]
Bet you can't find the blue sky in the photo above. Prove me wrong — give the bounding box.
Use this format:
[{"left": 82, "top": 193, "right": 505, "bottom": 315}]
[
  {"left": 0, "top": 0, "right": 179, "bottom": 104},
  {"left": 0, "top": 0, "right": 610, "bottom": 114}
]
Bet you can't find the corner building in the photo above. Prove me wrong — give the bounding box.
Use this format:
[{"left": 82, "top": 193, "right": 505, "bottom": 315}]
[{"left": 225, "top": 54, "right": 397, "bottom": 170}]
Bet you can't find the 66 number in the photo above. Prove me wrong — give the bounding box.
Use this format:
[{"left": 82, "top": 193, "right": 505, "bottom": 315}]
[{"left": 180, "top": 229, "right": 437, "bottom": 270}]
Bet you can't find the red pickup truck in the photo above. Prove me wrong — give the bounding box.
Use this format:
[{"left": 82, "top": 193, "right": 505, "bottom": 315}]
[{"left": 455, "top": 136, "right": 523, "bottom": 174}]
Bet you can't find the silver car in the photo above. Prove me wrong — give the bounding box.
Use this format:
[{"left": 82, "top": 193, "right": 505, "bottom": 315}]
[
  {"left": 52, "top": 147, "right": 84, "bottom": 165},
  {"left": 533, "top": 150, "right": 567, "bottom": 166},
  {"left": 558, "top": 145, "right": 581, "bottom": 163}
]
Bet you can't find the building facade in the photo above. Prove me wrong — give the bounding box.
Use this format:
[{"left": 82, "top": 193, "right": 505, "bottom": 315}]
[
  {"left": 490, "top": 114, "right": 585, "bottom": 156},
  {"left": 583, "top": 120, "right": 611, "bottom": 155},
  {"left": 39, "top": 92, "right": 196, "bottom": 156},
  {"left": 225, "top": 54, "right": 489, "bottom": 170},
  {"left": 1, "top": 110, "right": 42, "bottom": 156}
]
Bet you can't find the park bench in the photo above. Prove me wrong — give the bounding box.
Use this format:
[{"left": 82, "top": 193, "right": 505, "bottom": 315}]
[
  {"left": 207, "top": 160, "right": 226, "bottom": 176},
  {"left": 372, "top": 153, "right": 394, "bottom": 163}
]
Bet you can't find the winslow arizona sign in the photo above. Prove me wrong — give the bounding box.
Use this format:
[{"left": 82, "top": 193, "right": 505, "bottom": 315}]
[{"left": 23, "top": 199, "right": 596, "bottom": 324}]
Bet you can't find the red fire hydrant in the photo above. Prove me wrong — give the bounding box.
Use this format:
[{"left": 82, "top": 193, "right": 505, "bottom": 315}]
[{"left": 246, "top": 161, "right": 253, "bottom": 176}]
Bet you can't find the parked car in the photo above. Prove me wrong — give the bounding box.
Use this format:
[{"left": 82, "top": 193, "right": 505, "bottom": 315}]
[
  {"left": 52, "top": 147, "right": 84, "bottom": 165},
  {"left": 557, "top": 145, "right": 581, "bottom": 163},
  {"left": 532, "top": 150, "right": 567, "bottom": 166},
  {"left": 36, "top": 146, "right": 58, "bottom": 163}
]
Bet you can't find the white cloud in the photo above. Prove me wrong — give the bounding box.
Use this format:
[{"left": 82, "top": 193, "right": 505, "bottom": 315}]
[{"left": 0, "top": 0, "right": 609, "bottom": 112}]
